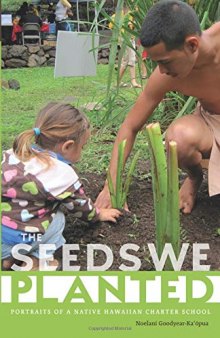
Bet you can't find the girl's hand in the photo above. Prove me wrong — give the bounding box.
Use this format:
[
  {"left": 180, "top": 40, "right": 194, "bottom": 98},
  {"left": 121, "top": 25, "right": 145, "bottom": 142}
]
[{"left": 98, "top": 208, "right": 122, "bottom": 223}]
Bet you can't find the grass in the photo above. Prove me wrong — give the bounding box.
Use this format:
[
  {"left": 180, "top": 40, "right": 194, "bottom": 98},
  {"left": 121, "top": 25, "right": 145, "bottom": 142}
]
[
  {"left": 2, "top": 65, "right": 111, "bottom": 134},
  {"left": 2, "top": 64, "right": 148, "bottom": 174},
  {"left": 2, "top": 62, "right": 190, "bottom": 176}
]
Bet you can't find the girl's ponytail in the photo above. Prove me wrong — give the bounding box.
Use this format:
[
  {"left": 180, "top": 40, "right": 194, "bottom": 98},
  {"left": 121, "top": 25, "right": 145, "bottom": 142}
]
[
  {"left": 13, "top": 129, "right": 37, "bottom": 162},
  {"left": 13, "top": 128, "right": 52, "bottom": 167}
]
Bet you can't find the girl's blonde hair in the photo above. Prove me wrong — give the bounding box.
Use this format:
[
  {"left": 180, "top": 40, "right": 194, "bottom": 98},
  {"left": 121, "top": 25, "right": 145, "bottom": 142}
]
[{"left": 13, "top": 102, "right": 90, "bottom": 165}]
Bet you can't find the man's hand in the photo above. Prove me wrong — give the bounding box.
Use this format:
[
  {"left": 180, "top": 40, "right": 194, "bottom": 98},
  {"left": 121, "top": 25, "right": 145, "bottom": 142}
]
[
  {"left": 95, "top": 186, "right": 130, "bottom": 211},
  {"left": 95, "top": 185, "right": 112, "bottom": 209}
]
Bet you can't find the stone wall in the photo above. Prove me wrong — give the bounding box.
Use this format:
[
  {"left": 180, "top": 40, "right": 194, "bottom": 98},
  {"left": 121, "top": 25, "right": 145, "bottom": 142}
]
[
  {"left": 1, "top": 44, "right": 111, "bottom": 69},
  {"left": 1, "top": 45, "right": 56, "bottom": 69}
]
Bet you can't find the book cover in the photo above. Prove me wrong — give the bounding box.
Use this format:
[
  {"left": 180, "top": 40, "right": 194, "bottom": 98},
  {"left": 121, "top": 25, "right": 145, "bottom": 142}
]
[{"left": 1, "top": 1, "right": 220, "bottom": 337}]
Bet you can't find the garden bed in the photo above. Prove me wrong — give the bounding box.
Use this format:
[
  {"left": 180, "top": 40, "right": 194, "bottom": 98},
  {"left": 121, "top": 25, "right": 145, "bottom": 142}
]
[{"left": 59, "top": 165, "right": 220, "bottom": 271}]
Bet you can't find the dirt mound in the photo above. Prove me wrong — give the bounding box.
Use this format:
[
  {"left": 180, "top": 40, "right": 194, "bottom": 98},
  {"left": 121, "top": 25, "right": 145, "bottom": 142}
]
[{"left": 58, "top": 171, "right": 220, "bottom": 271}]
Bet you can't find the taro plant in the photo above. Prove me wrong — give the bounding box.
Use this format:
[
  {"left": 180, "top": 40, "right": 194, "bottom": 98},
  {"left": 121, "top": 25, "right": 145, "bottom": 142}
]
[
  {"left": 195, "top": 0, "right": 220, "bottom": 23},
  {"left": 146, "top": 123, "right": 180, "bottom": 270},
  {"left": 95, "top": 0, "right": 156, "bottom": 96},
  {"left": 107, "top": 139, "right": 140, "bottom": 208}
]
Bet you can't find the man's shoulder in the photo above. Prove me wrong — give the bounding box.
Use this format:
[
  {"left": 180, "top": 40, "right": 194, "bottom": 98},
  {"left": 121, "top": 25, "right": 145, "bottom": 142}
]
[
  {"left": 212, "top": 21, "right": 220, "bottom": 30},
  {"left": 205, "top": 21, "right": 220, "bottom": 36},
  {"left": 149, "top": 66, "right": 178, "bottom": 91},
  {"left": 204, "top": 22, "right": 220, "bottom": 52}
]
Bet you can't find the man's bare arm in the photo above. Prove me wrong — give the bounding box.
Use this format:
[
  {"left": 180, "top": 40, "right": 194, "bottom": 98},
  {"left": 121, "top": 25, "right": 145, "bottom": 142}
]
[{"left": 95, "top": 68, "right": 174, "bottom": 208}]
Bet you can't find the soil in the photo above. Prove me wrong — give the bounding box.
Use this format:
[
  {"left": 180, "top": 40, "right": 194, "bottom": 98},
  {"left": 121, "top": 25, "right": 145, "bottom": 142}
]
[{"left": 59, "top": 163, "right": 220, "bottom": 271}]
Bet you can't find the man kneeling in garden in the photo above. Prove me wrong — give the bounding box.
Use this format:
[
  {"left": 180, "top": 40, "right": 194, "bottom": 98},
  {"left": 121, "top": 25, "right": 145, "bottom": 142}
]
[{"left": 96, "top": 0, "right": 220, "bottom": 214}]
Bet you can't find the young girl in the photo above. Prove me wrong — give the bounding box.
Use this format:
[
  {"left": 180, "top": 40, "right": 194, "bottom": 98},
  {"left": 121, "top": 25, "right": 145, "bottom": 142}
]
[{"left": 1, "top": 102, "right": 121, "bottom": 271}]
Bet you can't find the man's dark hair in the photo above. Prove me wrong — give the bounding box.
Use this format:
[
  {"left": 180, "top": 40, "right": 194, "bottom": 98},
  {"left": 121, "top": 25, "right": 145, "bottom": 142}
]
[{"left": 140, "top": 0, "right": 201, "bottom": 51}]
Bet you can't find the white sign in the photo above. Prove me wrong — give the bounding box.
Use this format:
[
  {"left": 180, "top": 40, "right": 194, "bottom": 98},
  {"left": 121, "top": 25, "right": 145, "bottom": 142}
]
[
  {"left": 1, "top": 14, "right": 13, "bottom": 26},
  {"left": 54, "top": 31, "right": 99, "bottom": 77}
]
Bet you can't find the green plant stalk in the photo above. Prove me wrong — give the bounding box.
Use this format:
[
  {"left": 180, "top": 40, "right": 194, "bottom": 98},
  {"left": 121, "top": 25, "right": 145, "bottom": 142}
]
[
  {"left": 122, "top": 150, "right": 140, "bottom": 206},
  {"left": 107, "top": 169, "right": 117, "bottom": 208},
  {"left": 175, "top": 96, "right": 196, "bottom": 120},
  {"left": 200, "top": 10, "right": 209, "bottom": 29},
  {"left": 106, "top": 0, "right": 124, "bottom": 95},
  {"left": 107, "top": 139, "right": 139, "bottom": 209},
  {"left": 165, "top": 141, "right": 180, "bottom": 269},
  {"left": 146, "top": 123, "right": 167, "bottom": 258},
  {"left": 116, "top": 139, "right": 127, "bottom": 208}
]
